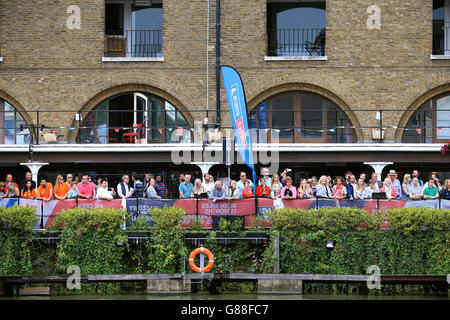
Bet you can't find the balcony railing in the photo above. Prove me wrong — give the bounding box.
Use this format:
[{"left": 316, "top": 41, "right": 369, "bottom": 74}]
[
  {"left": 105, "top": 30, "right": 163, "bottom": 58},
  {"left": 267, "top": 28, "right": 326, "bottom": 57},
  {"left": 433, "top": 26, "right": 450, "bottom": 55},
  {"left": 1, "top": 109, "right": 450, "bottom": 146}
]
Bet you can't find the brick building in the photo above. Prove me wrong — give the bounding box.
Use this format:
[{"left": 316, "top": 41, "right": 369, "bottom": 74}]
[{"left": 0, "top": 0, "right": 449, "bottom": 190}]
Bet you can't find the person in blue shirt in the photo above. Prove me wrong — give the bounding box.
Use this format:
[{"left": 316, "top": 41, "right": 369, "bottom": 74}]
[
  {"left": 179, "top": 174, "right": 194, "bottom": 199},
  {"left": 236, "top": 171, "right": 254, "bottom": 191}
]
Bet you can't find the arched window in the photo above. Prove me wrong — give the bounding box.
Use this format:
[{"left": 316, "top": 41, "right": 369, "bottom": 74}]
[
  {"left": 0, "top": 99, "right": 31, "bottom": 144},
  {"left": 402, "top": 92, "right": 450, "bottom": 143},
  {"left": 250, "top": 91, "right": 357, "bottom": 143},
  {"left": 81, "top": 92, "right": 191, "bottom": 144}
]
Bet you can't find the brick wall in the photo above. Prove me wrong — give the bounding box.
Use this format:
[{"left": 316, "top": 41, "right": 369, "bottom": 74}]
[{"left": 0, "top": 0, "right": 448, "bottom": 142}]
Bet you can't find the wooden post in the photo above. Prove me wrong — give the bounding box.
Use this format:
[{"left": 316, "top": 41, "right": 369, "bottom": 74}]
[{"left": 273, "top": 234, "right": 280, "bottom": 274}]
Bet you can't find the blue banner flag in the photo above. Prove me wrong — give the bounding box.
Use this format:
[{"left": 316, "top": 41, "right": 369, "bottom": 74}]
[{"left": 221, "top": 66, "right": 257, "bottom": 189}]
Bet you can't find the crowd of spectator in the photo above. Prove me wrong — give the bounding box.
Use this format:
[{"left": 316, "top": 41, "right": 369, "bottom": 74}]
[{"left": 0, "top": 168, "right": 449, "bottom": 202}]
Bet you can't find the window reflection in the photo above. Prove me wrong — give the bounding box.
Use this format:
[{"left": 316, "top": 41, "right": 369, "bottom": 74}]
[
  {"left": 250, "top": 91, "right": 356, "bottom": 143},
  {"left": 0, "top": 100, "right": 31, "bottom": 145}
]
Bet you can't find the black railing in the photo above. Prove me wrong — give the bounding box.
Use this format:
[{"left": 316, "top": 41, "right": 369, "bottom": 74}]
[
  {"left": 268, "top": 28, "right": 326, "bottom": 56},
  {"left": 105, "top": 30, "right": 163, "bottom": 58},
  {"left": 1, "top": 109, "right": 450, "bottom": 145}
]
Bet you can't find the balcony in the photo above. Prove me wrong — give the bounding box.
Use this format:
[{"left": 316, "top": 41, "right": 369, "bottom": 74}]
[
  {"left": 104, "top": 30, "right": 163, "bottom": 60},
  {"left": 432, "top": 26, "right": 450, "bottom": 57},
  {"left": 267, "top": 28, "right": 326, "bottom": 57}
]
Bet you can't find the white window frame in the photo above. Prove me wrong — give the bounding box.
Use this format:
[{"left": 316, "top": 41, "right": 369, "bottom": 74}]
[{"left": 103, "top": 0, "right": 163, "bottom": 62}]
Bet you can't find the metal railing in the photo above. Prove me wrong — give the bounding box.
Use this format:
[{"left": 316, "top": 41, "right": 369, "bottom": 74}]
[
  {"left": 433, "top": 25, "right": 450, "bottom": 55},
  {"left": 267, "top": 28, "right": 326, "bottom": 56},
  {"left": 105, "top": 30, "right": 163, "bottom": 58},
  {"left": 0, "top": 108, "right": 450, "bottom": 145}
]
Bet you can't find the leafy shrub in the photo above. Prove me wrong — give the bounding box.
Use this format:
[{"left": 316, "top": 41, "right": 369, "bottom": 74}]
[{"left": 0, "top": 206, "right": 38, "bottom": 275}]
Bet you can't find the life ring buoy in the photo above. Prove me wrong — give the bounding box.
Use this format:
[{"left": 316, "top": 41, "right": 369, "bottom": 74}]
[{"left": 188, "top": 247, "right": 214, "bottom": 273}]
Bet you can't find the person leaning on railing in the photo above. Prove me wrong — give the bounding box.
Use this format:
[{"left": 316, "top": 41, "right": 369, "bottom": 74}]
[
  {"left": 179, "top": 174, "right": 194, "bottom": 199},
  {"left": 77, "top": 174, "right": 96, "bottom": 199},
  {"left": 226, "top": 180, "right": 242, "bottom": 200},
  {"left": 66, "top": 181, "right": 78, "bottom": 199},
  {"left": 281, "top": 176, "right": 297, "bottom": 199},
  {"left": 190, "top": 178, "right": 205, "bottom": 198},
  {"left": 354, "top": 178, "right": 371, "bottom": 200},
  {"left": 5, "top": 182, "right": 19, "bottom": 198},
  {"left": 316, "top": 175, "right": 333, "bottom": 199},
  {"left": 36, "top": 177, "right": 53, "bottom": 202},
  {"left": 332, "top": 177, "right": 347, "bottom": 200},
  {"left": 97, "top": 179, "right": 117, "bottom": 201},
  {"left": 208, "top": 180, "right": 226, "bottom": 202},
  {"left": 409, "top": 177, "right": 424, "bottom": 200},
  {"left": 401, "top": 174, "right": 413, "bottom": 201},
  {"left": 298, "top": 178, "right": 313, "bottom": 199},
  {"left": 256, "top": 177, "right": 270, "bottom": 198},
  {"left": 269, "top": 174, "right": 282, "bottom": 200},
  {"left": 380, "top": 178, "right": 397, "bottom": 200},
  {"left": 440, "top": 179, "right": 450, "bottom": 200},
  {"left": 423, "top": 178, "right": 440, "bottom": 200},
  {"left": 145, "top": 178, "right": 161, "bottom": 199},
  {"left": 21, "top": 180, "right": 36, "bottom": 199},
  {"left": 242, "top": 180, "right": 254, "bottom": 199},
  {"left": 0, "top": 182, "right": 6, "bottom": 199},
  {"left": 53, "top": 174, "right": 70, "bottom": 200}
]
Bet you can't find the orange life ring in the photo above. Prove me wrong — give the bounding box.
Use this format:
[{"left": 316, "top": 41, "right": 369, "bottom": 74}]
[{"left": 188, "top": 247, "right": 214, "bottom": 273}]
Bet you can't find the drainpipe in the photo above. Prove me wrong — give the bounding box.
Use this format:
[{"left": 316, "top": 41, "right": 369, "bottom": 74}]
[{"left": 216, "top": 0, "right": 221, "bottom": 128}]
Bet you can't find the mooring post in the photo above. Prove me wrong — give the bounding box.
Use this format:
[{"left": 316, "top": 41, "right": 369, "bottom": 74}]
[{"left": 273, "top": 234, "right": 280, "bottom": 274}]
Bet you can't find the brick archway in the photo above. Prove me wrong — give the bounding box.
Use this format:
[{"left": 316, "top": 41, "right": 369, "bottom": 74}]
[
  {"left": 0, "top": 89, "right": 33, "bottom": 126},
  {"left": 247, "top": 83, "right": 362, "bottom": 141},
  {"left": 395, "top": 83, "right": 450, "bottom": 142},
  {"left": 68, "top": 83, "right": 193, "bottom": 141}
]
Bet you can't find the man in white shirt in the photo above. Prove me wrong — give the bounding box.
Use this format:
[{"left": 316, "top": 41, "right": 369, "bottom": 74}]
[{"left": 97, "top": 180, "right": 116, "bottom": 200}]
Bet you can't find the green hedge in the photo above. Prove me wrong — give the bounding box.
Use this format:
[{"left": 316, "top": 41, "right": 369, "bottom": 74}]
[
  {"left": 0, "top": 206, "right": 38, "bottom": 275},
  {"left": 0, "top": 205, "right": 448, "bottom": 295},
  {"left": 268, "top": 207, "right": 450, "bottom": 294}
]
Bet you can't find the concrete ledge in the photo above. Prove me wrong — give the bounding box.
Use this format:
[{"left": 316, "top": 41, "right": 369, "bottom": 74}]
[
  {"left": 147, "top": 279, "right": 190, "bottom": 294},
  {"left": 265, "top": 55, "right": 327, "bottom": 61},
  {"left": 430, "top": 55, "right": 450, "bottom": 60},
  {"left": 102, "top": 57, "right": 164, "bottom": 62},
  {"left": 258, "top": 279, "right": 302, "bottom": 294},
  {"left": 19, "top": 286, "right": 50, "bottom": 296}
]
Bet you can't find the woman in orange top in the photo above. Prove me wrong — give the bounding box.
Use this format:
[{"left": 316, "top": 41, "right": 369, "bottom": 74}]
[
  {"left": 54, "top": 175, "right": 70, "bottom": 200},
  {"left": 21, "top": 180, "right": 37, "bottom": 199}
]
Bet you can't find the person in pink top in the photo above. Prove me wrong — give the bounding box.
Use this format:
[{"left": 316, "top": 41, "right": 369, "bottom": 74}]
[
  {"left": 77, "top": 174, "right": 96, "bottom": 199},
  {"left": 281, "top": 177, "right": 297, "bottom": 199}
]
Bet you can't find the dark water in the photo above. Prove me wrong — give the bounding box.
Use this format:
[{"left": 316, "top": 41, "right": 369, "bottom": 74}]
[{"left": 2, "top": 293, "right": 448, "bottom": 300}]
